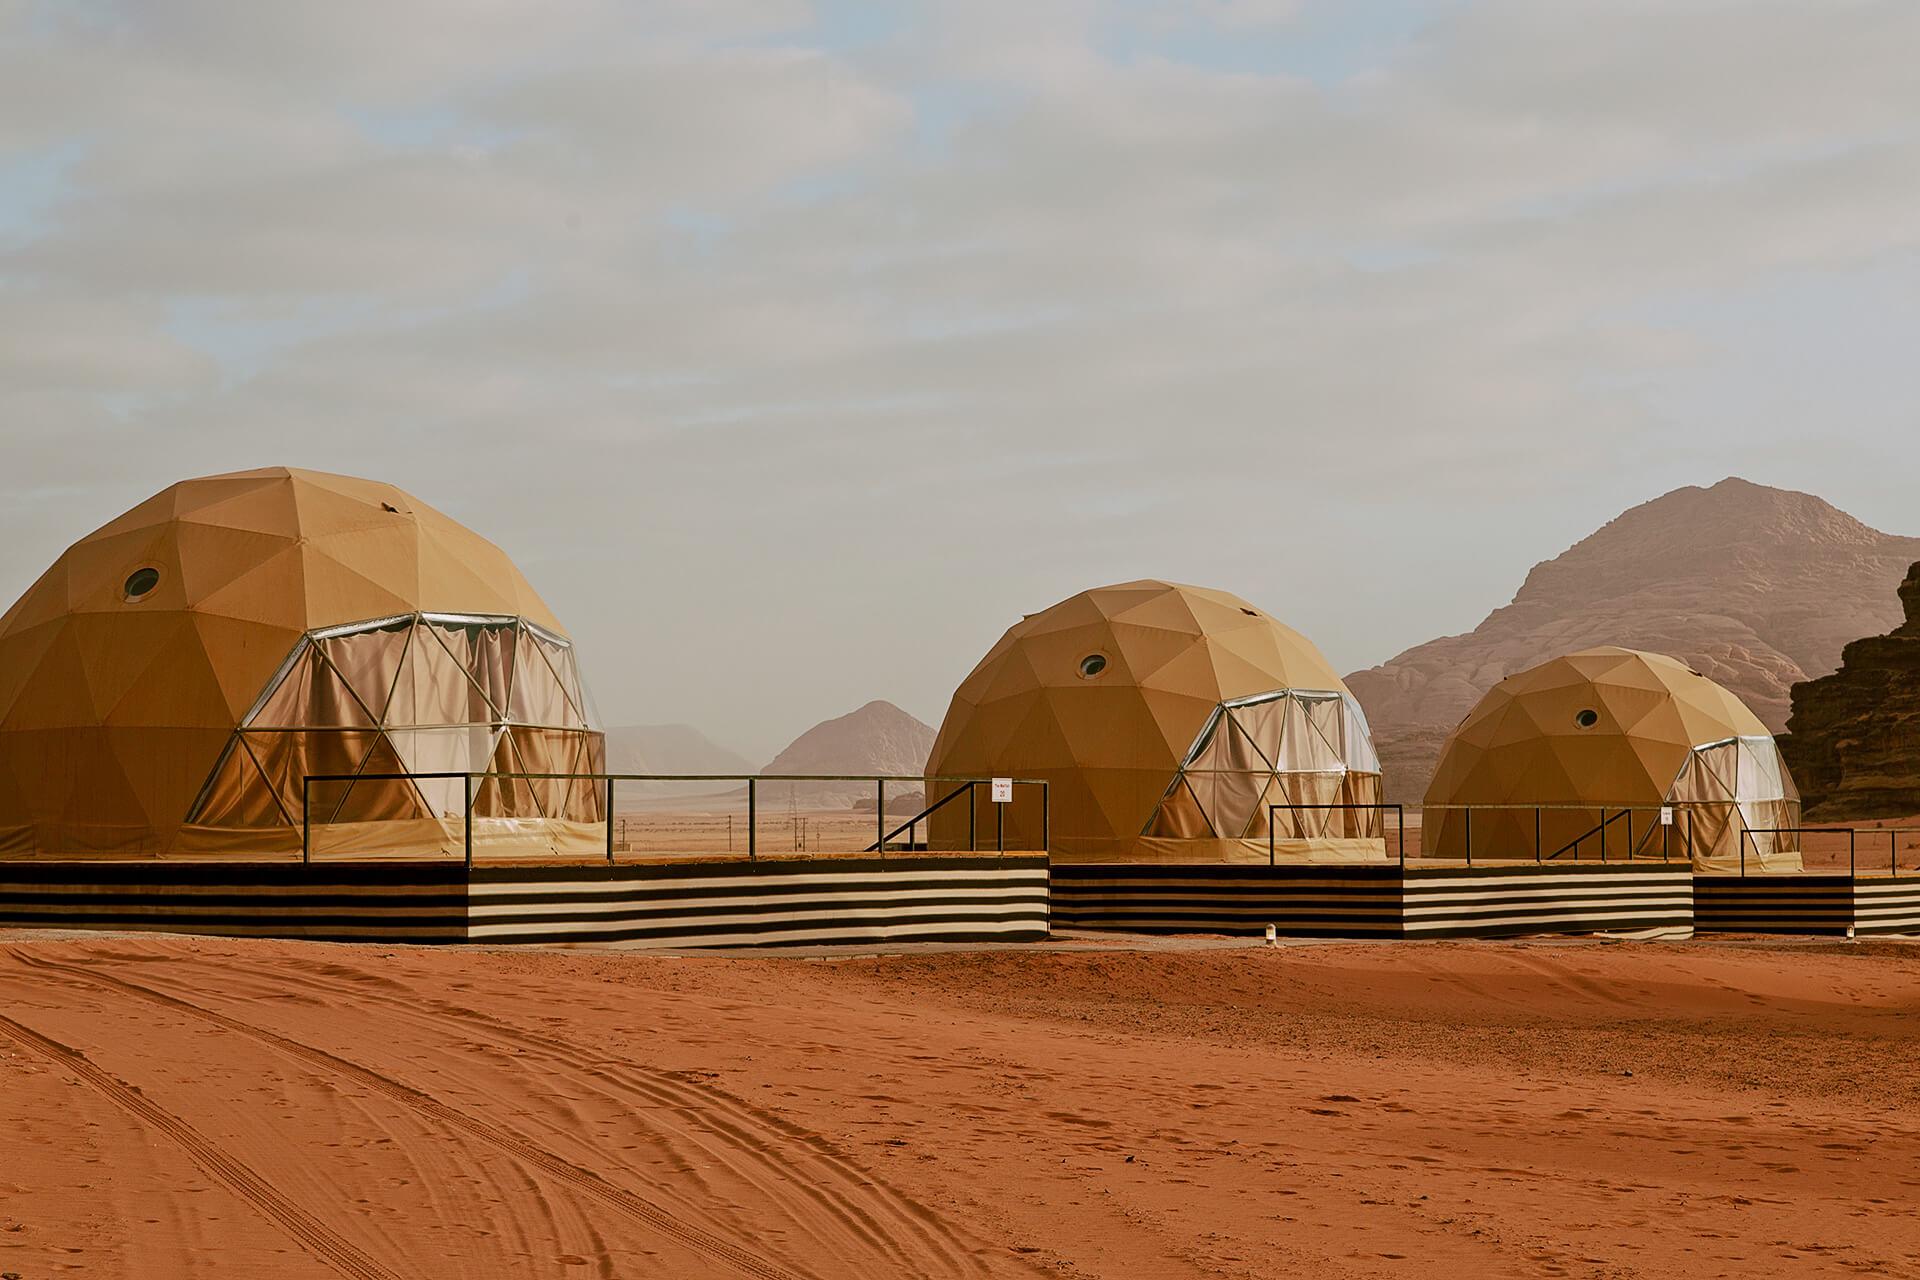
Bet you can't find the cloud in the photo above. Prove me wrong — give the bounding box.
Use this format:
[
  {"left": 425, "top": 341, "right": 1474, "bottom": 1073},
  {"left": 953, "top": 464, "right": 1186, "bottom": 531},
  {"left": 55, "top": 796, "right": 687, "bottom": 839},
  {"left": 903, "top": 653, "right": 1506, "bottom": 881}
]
[{"left": 2, "top": 0, "right": 1917, "bottom": 755}]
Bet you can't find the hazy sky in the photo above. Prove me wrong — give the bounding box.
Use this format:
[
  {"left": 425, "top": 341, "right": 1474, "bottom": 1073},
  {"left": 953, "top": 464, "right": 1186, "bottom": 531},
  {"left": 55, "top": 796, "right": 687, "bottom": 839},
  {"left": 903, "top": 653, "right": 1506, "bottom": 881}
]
[{"left": 4, "top": 0, "right": 1918, "bottom": 761}]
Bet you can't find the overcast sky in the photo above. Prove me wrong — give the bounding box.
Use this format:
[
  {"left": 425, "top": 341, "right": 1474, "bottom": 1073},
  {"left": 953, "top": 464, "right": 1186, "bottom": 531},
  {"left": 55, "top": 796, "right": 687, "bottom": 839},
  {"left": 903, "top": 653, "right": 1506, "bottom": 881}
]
[{"left": 4, "top": 0, "right": 1918, "bottom": 760}]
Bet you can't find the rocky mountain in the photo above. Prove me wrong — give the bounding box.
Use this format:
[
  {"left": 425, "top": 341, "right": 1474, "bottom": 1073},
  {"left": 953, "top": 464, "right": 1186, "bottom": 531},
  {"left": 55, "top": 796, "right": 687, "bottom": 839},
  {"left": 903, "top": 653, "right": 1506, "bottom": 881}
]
[
  {"left": 1346, "top": 478, "right": 1920, "bottom": 801},
  {"left": 759, "top": 700, "right": 936, "bottom": 807},
  {"left": 1779, "top": 563, "right": 1920, "bottom": 820}
]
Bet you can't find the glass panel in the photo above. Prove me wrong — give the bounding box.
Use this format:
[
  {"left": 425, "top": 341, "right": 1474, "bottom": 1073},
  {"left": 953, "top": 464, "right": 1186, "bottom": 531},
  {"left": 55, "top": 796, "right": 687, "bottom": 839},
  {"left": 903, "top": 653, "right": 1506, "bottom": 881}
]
[
  {"left": 387, "top": 725, "right": 493, "bottom": 819},
  {"left": 247, "top": 643, "right": 374, "bottom": 729},
  {"left": 1222, "top": 698, "right": 1284, "bottom": 771},
  {"left": 1217, "top": 707, "right": 1278, "bottom": 774},
  {"left": 469, "top": 621, "right": 516, "bottom": 716},
  {"left": 510, "top": 627, "right": 581, "bottom": 729},
  {"left": 318, "top": 619, "right": 412, "bottom": 724},
  {"left": 332, "top": 733, "right": 430, "bottom": 824},
  {"left": 1274, "top": 695, "right": 1343, "bottom": 773},
  {"left": 1339, "top": 772, "right": 1383, "bottom": 838},
  {"left": 420, "top": 620, "right": 506, "bottom": 720},
  {"left": 475, "top": 728, "right": 542, "bottom": 819},
  {"left": 532, "top": 632, "right": 590, "bottom": 726},
  {"left": 1199, "top": 770, "right": 1267, "bottom": 838},
  {"left": 241, "top": 729, "right": 383, "bottom": 824},
  {"left": 507, "top": 726, "right": 580, "bottom": 818},
  {"left": 1343, "top": 695, "right": 1382, "bottom": 774},
  {"left": 574, "top": 731, "right": 608, "bottom": 822},
  {"left": 391, "top": 623, "right": 495, "bottom": 727}
]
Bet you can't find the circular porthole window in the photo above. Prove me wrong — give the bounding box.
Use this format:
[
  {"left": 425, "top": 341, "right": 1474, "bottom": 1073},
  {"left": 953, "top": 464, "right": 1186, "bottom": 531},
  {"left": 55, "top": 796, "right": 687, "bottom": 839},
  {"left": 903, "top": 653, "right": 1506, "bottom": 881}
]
[
  {"left": 1078, "top": 654, "right": 1108, "bottom": 679},
  {"left": 1574, "top": 708, "right": 1599, "bottom": 729},
  {"left": 122, "top": 566, "right": 161, "bottom": 602}
]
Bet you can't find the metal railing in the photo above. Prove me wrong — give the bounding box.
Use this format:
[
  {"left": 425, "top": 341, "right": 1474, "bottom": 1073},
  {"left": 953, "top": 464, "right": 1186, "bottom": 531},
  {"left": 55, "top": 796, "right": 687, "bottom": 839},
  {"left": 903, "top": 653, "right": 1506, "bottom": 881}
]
[
  {"left": 1738, "top": 826, "right": 1852, "bottom": 877},
  {"left": 1868, "top": 827, "right": 1920, "bottom": 878},
  {"left": 1418, "top": 803, "right": 1701, "bottom": 865},
  {"left": 299, "top": 771, "right": 1048, "bottom": 866},
  {"left": 1266, "top": 803, "right": 1405, "bottom": 866},
  {"left": 868, "top": 779, "right": 1049, "bottom": 856}
]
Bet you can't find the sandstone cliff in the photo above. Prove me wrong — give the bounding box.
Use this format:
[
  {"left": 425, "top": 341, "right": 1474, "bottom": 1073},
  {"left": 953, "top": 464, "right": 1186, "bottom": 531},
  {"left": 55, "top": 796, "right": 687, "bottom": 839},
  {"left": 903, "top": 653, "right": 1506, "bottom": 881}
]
[
  {"left": 1779, "top": 563, "right": 1920, "bottom": 820},
  {"left": 1346, "top": 479, "right": 1920, "bottom": 800}
]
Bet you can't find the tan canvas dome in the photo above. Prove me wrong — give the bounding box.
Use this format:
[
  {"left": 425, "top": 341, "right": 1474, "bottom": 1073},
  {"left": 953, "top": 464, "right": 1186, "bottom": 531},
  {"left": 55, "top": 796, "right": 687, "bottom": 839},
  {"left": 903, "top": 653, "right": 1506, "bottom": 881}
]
[
  {"left": 0, "top": 468, "right": 603, "bottom": 857},
  {"left": 1423, "top": 647, "right": 1801, "bottom": 870},
  {"left": 925, "top": 580, "right": 1384, "bottom": 863}
]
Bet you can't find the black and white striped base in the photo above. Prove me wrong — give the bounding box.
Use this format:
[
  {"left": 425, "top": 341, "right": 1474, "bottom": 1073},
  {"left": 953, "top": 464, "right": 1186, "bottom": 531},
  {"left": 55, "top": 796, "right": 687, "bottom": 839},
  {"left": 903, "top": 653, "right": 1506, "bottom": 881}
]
[
  {"left": 1046, "top": 864, "right": 1402, "bottom": 937},
  {"left": 1050, "top": 862, "right": 1693, "bottom": 939},
  {"left": 0, "top": 857, "right": 1050, "bottom": 948},
  {"left": 1695, "top": 874, "right": 1920, "bottom": 936},
  {"left": 1402, "top": 865, "right": 1693, "bottom": 939},
  {"left": 467, "top": 858, "right": 1050, "bottom": 947}
]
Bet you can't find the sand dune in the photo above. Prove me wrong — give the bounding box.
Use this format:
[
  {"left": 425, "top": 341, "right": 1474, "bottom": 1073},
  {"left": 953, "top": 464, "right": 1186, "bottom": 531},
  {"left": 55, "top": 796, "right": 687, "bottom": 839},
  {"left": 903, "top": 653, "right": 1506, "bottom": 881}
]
[{"left": 2, "top": 934, "right": 1917, "bottom": 1277}]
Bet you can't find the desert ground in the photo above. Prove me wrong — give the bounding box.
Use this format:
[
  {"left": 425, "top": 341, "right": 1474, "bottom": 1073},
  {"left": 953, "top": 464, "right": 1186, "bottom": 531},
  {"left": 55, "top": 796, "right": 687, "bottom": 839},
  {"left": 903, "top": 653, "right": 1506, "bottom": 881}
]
[{"left": 2, "top": 932, "right": 1917, "bottom": 1279}]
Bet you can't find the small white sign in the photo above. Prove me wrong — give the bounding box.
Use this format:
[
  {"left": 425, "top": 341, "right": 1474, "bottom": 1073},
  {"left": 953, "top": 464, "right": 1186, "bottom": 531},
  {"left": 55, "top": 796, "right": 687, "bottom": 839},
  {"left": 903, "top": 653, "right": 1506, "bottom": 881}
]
[
  {"left": 1660, "top": 805, "right": 1674, "bottom": 826},
  {"left": 990, "top": 777, "right": 1013, "bottom": 804}
]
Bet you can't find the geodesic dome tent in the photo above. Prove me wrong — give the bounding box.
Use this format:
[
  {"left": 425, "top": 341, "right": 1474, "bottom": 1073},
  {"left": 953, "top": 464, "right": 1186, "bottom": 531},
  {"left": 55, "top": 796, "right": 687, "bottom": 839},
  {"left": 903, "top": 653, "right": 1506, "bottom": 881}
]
[
  {"left": 1423, "top": 647, "right": 1801, "bottom": 872},
  {"left": 0, "top": 468, "right": 605, "bottom": 858},
  {"left": 925, "top": 580, "right": 1385, "bottom": 863}
]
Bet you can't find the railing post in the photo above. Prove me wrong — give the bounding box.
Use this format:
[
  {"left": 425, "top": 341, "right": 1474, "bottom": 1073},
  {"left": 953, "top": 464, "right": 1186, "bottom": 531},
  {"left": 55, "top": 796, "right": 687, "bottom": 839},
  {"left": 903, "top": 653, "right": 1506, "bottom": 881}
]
[
  {"left": 606, "top": 776, "right": 615, "bottom": 864},
  {"left": 1041, "top": 780, "right": 1050, "bottom": 854},
  {"left": 1598, "top": 807, "right": 1606, "bottom": 863},
  {"left": 1269, "top": 807, "right": 1276, "bottom": 866},
  {"left": 1626, "top": 809, "right": 1633, "bottom": 861},
  {"left": 876, "top": 779, "right": 885, "bottom": 858},
  {"left": 1895, "top": 829, "right": 1900, "bottom": 878},
  {"left": 1464, "top": 808, "right": 1472, "bottom": 866},
  {"left": 463, "top": 773, "right": 473, "bottom": 870},
  {"left": 996, "top": 796, "right": 1004, "bottom": 857},
  {"left": 302, "top": 776, "right": 311, "bottom": 865},
  {"left": 1535, "top": 806, "right": 1541, "bottom": 864},
  {"left": 968, "top": 782, "right": 976, "bottom": 852},
  {"left": 1396, "top": 804, "right": 1405, "bottom": 866},
  {"left": 747, "top": 778, "right": 757, "bottom": 860},
  {"left": 1688, "top": 808, "right": 1695, "bottom": 866},
  {"left": 1740, "top": 828, "right": 1747, "bottom": 877},
  {"left": 1849, "top": 827, "right": 1856, "bottom": 877}
]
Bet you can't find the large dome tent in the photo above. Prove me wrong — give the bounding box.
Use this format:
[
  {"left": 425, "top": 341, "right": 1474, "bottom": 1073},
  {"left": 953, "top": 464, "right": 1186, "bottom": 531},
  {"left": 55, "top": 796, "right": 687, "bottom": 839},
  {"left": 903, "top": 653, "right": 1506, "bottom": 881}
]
[
  {"left": 1422, "top": 647, "right": 1801, "bottom": 872},
  {"left": 0, "top": 468, "right": 605, "bottom": 857},
  {"left": 925, "top": 580, "right": 1385, "bottom": 862}
]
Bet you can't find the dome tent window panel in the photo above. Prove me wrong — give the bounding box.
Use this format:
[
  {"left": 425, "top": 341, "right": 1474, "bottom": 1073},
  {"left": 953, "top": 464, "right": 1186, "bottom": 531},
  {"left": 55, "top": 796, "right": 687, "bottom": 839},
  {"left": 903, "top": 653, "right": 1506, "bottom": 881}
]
[
  {"left": 1144, "top": 687, "right": 1384, "bottom": 840},
  {"left": 419, "top": 616, "right": 513, "bottom": 722},
  {"left": 316, "top": 619, "right": 413, "bottom": 723},
  {"left": 511, "top": 625, "right": 585, "bottom": 729},
  {"left": 186, "top": 611, "right": 599, "bottom": 832}
]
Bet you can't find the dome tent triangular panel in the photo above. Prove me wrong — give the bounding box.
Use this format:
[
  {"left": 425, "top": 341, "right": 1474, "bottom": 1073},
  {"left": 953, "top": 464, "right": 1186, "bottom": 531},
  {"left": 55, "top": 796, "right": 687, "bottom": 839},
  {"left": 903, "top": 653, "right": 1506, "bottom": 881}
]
[
  {"left": 926, "top": 580, "right": 1385, "bottom": 863},
  {"left": 0, "top": 468, "right": 605, "bottom": 858},
  {"left": 1422, "top": 646, "right": 1802, "bottom": 871}
]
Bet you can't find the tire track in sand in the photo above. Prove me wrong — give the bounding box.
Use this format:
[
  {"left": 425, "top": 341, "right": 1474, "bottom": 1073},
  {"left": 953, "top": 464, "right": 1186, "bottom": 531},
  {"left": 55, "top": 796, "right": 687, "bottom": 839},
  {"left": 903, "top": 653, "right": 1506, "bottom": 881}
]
[
  {"left": 11, "top": 953, "right": 807, "bottom": 1280},
  {"left": 81, "top": 950, "right": 1015, "bottom": 1279},
  {"left": 0, "top": 1007, "right": 399, "bottom": 1280}
]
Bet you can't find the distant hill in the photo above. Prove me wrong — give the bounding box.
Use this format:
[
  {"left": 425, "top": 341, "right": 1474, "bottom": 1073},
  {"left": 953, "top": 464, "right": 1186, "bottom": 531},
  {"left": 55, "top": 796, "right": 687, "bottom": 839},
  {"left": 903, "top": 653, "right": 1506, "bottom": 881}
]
[
  {"left": 603, "top": 722, "right": 756, "bottom": 776},
  {"left": 1346, "top": 478, "right": 1920, "bottom": 801},
  {"left": 602, "top": 723, "right": 756, "bottom": 802},
  {"left": 759, "top": 700, "right": 935, "bottom": 807}
]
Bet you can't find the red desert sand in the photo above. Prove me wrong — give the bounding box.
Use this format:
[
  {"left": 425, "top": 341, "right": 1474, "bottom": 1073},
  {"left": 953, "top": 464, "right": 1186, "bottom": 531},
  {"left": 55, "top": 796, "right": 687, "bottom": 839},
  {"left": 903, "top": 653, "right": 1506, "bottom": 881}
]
[{"left": 2, "top": 933, "right": 1917, "bottom": 1278}]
